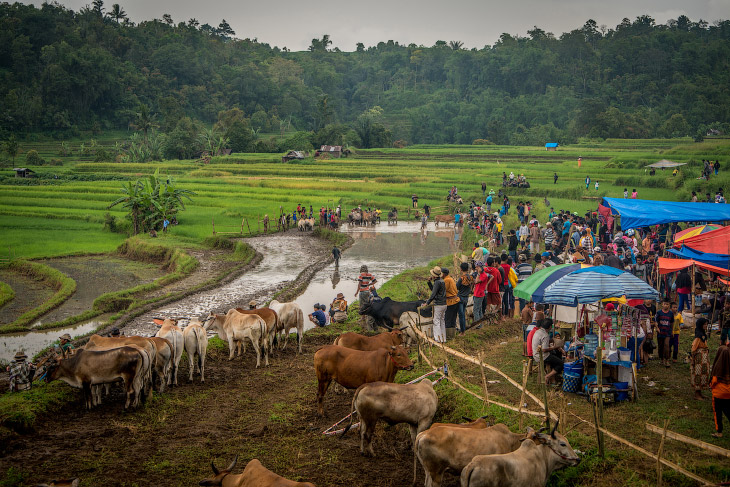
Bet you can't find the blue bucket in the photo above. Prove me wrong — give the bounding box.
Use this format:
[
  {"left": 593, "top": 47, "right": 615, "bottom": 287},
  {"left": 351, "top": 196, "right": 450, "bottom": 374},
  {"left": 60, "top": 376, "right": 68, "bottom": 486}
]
[
  {"left": 564, "top": 360, "right": 583, "bottom": 375},
  {"left": 563, "top": 371, "right": 581, "bottom": 393},
  {"left": 614, "top": 381, "right": 629, "bottom": 401}
]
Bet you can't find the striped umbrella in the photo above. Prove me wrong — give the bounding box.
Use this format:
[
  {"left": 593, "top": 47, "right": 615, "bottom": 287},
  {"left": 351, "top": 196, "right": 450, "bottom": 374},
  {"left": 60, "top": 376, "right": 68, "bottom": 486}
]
[
  {"left": 673, "top": 224, "right": 722, "bottom": 246},
  {"left": 513, "top": 264, "right": 584, "bottom": 303},
  {"left": 540, "top": 265, "right": 659, "bottom": 307}
]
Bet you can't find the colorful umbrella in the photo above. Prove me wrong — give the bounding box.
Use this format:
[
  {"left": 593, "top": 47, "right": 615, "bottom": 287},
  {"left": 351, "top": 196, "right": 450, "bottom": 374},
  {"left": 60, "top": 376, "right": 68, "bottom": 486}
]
[
  {"left": 673, "top": 224, "right": 721, "bottom": 245},
  {"left": 540, "top": 265, "right": 659, "bottom": 307},
  {"left": 513, "top": 264, "right": 584, "bottom": 302}
]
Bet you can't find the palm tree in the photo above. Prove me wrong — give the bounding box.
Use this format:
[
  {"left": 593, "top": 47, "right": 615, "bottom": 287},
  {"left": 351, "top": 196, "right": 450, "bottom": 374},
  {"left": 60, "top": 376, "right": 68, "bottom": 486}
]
[
  {"left": 108, "top": 4, "right": 127, "bottom": 23},
  {"left": 449, "top": 40, "right": 464, "bottom": 50},
  {"left": 108, "top": 180, "right": 144, "bottom": 234},
  {"left": 131, "top": 104, "right": 157, "bottom": 142}
]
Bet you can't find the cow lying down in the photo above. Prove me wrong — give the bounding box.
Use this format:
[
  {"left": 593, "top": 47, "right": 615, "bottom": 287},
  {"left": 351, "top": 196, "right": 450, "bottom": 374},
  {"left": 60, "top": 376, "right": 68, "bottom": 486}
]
[
  {"left": 199, "top": 456, "right": 316, "bottom": 486},
  {"left": 460, "top": 423, "right": 579, "bottom": 487}
]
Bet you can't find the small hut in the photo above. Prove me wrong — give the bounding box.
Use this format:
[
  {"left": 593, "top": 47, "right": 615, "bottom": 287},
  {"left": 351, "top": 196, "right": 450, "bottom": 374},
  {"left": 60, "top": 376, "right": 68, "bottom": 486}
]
[
  {"left": 13, "top": 168, "right": 35, "bottom": 178},
  {"left": 545, "top": 143, "right": 559, "bottom": 151},
  {"left": 316, "top": 145, "right": 343, "bottom": 158},
  {"left": 282, "top": 150, "right": 306, "bottom": 163}
]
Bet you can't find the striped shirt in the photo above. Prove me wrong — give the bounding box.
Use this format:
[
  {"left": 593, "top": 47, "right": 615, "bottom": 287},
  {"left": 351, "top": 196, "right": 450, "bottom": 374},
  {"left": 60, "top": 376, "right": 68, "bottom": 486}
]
[
  {"left": 357, "top": 273, "right": 376, "bottom": 292},
  {"left": 544, "top": 228, "right": 555, "bottom": 245},
  {"left": 515, "top": 263, "right": 533, "bottom": 283}
]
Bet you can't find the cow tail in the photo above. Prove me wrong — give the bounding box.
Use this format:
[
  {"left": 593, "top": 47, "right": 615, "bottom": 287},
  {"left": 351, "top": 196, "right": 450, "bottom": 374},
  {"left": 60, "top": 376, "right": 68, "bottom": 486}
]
[
  {"left": 297, "top": 308, "right": 304, "bottom": 342},
  {"left": 195, "top": 327, "right": 205, "bottom": 372},
  {"left": 461, "top": 460, "right": 474, "bottom": 487},
  {"left": 340, "top": 386, "right": 360, "bottom": 439},
  {"left": 260, "top": 319, "right": 267, "bottom": 354}
]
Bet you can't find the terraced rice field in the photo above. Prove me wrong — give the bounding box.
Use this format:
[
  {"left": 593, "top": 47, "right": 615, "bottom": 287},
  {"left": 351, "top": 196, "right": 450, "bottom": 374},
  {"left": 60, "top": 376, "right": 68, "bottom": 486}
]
[{"left": 1, "top": 137, "right": 728, "bottom": 259}]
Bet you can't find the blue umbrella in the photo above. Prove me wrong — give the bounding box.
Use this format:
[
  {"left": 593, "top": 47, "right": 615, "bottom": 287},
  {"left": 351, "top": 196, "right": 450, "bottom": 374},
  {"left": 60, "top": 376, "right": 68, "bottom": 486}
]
[{"left": 540, "top": 265, "right": 659, "bottom": 307}]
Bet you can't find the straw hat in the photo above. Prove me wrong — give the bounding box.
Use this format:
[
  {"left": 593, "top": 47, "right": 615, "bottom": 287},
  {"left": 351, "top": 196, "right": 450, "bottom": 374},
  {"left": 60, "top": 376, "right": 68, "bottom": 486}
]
[
  {"left": 59, "top": 333, "right": 72, "bottom": 341},
  {"left": 336, "top": 292, "right": 345, "bottom": 299},
  {"left": 14, "top": 351, "right": 27, "bottom": 361},
  {"left": 248, "top": 300, "right": 257, "bottom": 308},
  {"left": 430, "top": 266, "right": 442, "bottom": 278}
]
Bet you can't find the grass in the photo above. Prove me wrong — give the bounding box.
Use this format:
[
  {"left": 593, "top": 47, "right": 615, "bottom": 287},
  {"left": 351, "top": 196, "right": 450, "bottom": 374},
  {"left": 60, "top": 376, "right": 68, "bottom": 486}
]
[
  {"left": 0, "top": 381, "right": 76, "bottom": 432},
  {"left": 0, "top": 281, "right": 14, "bottom": 309}
]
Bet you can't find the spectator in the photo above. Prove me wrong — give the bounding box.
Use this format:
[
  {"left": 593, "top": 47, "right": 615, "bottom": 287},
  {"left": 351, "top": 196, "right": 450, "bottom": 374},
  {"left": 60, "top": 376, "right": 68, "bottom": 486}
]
[
  {"left": 531, "top": 318, "right": 563, "bottom": 384},
  {"left": 456, "top": 263, "right": 473, "bottom": 335},
  {"left": 7, "top": 351, "right": 35, "bottom": 392},
  {"left": 426, "top": 266, "right": 447, "bottom": 343},
  {"left": 691, "top": 318, "right": 710, "bottom": 401},
  {"left": 529, "top": 222, "right": 540, "bottom": 254},
  {"left": 710, "top": 345, "right": 730, "bottom": 437},
  {"left": 655, "top": 299, "right": 674, "bottom": 368},
  {"left": 308, "top": 304, "right": 327, "bottom": 327},
  {"left": 472, "top": 263, "right": 490, "bottom": 323}
]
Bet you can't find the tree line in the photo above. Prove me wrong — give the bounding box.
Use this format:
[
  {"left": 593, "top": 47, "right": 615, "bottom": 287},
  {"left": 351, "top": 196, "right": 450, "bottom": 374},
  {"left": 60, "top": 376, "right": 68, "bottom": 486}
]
[{"left": 1, "top": 1, "right": 729, "bottom": 150}]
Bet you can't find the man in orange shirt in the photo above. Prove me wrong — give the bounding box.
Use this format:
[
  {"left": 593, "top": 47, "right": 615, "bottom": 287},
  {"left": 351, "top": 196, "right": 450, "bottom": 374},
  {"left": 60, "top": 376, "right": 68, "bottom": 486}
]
[{"left": 711, "top": 345, "right": 730, "bottom": 437}]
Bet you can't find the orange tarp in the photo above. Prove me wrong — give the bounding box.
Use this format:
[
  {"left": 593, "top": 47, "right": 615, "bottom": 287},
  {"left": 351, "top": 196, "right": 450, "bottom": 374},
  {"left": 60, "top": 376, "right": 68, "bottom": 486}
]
[{"left": 657, "top": 257, "right": 730, "bottom": 277}]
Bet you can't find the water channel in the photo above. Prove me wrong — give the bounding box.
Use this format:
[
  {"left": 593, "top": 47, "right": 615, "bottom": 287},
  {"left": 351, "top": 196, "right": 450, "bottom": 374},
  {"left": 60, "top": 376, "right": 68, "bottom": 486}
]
[{"left": 1, "top": 221, "right": 457, "bottom": 361}]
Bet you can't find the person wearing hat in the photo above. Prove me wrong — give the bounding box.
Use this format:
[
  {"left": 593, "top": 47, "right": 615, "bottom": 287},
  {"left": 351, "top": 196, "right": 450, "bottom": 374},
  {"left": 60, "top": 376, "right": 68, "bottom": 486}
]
[
  {"left": 248, "top": 300, "right": 257, "bottom": 310},
  {"left": 309, "top": 303, "right": 327, "bottom": 327},
  {"left": 110, "top": 327, "right": 122, "bottom": 337},
  {"left": 59, "top": 333, "right": 75, "bottom": 358},
  {"left": 442, "top": 268, "right": 460, "bottom": 332},
  {"left": 7, "top": 350, "right": 36, "bottom": 392},
  {"left": 531, "top": 318, "right": 563, "bottom": 384},
  {"left": 356, "top": 264, "right": 376, "bottom": 314},
  {"left": 426, "top": 266, "right": 447, "bottom": 343},
  {"left": 332, "top": 245, "right": 341, "bottom": 267},
  {"left": 330, "top": 292, "right": 348, "bottom": 323}
]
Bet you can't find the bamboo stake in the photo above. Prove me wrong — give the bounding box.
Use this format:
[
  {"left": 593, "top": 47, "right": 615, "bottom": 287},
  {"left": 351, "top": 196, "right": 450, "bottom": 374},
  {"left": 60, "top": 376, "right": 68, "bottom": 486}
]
[
  {"left": 596, "top": 347, "right": 605, "bottom": 456},
  {"left": 411, "top": 327, "right": 558, "bottom": 420},
  {"left": 538, "top": 346, "right": 550, "bottom": 430},
  {"left": 632, "top": 362, "right": 639, "bottom": 402},
  {"left": 646, "top": 423, "right": 730, "bottom": 459},
  {"left": 591, "top": 397, "right": 603, "bottom": 458},
  {"left": 478, "top": 352, "right": 489, "bottom": 409},
  {"left": 657, "top": 419, "right": 669, "bottom": 487},
  {"left": 518, "top": 361, "right": 529, "bottom": 431}
]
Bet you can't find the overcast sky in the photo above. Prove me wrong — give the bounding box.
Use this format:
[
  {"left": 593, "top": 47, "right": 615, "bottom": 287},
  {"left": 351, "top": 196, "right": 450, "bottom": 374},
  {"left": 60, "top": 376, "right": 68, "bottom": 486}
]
[{"left": 47, "top": 0, "right": 730, "bottom": 51}]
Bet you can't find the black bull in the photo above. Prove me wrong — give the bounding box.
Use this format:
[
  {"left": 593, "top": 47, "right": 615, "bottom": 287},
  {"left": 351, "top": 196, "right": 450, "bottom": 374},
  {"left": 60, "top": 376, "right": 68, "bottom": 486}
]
[{"left": 360, "top": 297, "right": 433, "bottom": 329}]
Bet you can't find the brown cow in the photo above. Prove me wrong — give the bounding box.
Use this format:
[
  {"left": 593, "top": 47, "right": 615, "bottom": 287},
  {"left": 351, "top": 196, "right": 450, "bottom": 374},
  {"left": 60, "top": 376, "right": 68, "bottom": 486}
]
[
  {"left": 34, "top": 479, "right": 79, "bottom": 487},
  {"left": 342, "top": 379, "right": 438, "bottom": 457},
  {"left": 199, "top": 456, "right": 316, "bottom": 486},
  {"left": 235, "top": 307, "right": 279, "bottom": 352},
  {"left": 429, "top": 417, "right": 489, "bottom": 430},
  {"left": 333, "top": 330, "right": 405, "bottom": 351},
  {"left": 155, "top": 319, "right": 184, "bottom": 386},
  {"left": 415, "top": 423, "right": 527, "bottom": 487},
  {"left": 434, "top": 215, "right": 455, "bottom": 227},
  {"left": 314, "top": 345, "right": 413, "bottom": 416}
]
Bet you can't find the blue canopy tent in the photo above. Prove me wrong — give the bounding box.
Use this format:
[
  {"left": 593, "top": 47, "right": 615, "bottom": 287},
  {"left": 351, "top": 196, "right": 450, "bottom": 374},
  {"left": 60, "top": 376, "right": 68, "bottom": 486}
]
[
  {"left": 601, "top": 197, "right": 730, "bottom": 230},
  {"left": 667, "top": 246, "right": 730, "bottom": 269}
]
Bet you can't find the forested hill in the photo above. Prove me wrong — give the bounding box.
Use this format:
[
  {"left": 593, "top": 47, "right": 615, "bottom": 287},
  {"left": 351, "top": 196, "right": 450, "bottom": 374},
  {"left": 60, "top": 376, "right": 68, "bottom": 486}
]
[{"left": 1, "top": 1, "right": 729, "bottom": 146}]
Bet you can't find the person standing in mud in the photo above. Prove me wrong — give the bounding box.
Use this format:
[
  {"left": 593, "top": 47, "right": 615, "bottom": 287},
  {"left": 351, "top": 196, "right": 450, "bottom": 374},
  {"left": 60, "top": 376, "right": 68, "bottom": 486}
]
[
  {"left": 356, "top": 264, "right": 376, "bottom": 313},
  {"left": 332, "top": 245, "right": 341, "bottom": 267}
]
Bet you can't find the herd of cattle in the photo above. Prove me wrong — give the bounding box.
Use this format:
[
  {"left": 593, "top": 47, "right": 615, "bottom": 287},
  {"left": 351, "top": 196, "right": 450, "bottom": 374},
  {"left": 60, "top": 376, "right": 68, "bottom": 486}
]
[{"left": 35, "top": 296, "right": 579, "bottom": 487}]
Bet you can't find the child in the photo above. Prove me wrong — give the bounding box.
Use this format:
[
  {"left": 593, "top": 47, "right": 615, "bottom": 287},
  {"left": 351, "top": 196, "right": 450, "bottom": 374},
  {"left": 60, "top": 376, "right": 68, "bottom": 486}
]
[
  {"left": 624, "top": 188, "right": 629, "bottom": 199},
  {"left": 710, "top": 345, "right": 730, "bottom": 437},
  {"left": 691, "top": 318, "right": 710, "bottom": 400},
  {"left": 670, "top": 302, "right": 683, "bottom": 363},
  {"left": 655, "top": 299, "right": 674, "bottom": 367},
  {"left": 595, "top": 181, "right": 599, "bottom": 191}
]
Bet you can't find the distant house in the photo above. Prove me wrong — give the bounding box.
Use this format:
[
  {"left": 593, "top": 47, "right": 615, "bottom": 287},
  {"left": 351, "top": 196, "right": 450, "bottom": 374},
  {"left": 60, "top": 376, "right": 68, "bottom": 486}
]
[
  {"left": 545, "top": 143, "right": 559, "bottom": 151},
  {"left": 707, "top": 129, "right": 723, "bottom": 137},
  {"left": 13, "top": 168, "right": 35, "bottom": 178},
  {"left": 282, "top": 150, "right": 306, "bottom": 163},
  {"left": 316, "top": 145, "right": 343, "bottom": 158},
  {"left": 219, "top": 148, "right": 232, "bottom": 156}
]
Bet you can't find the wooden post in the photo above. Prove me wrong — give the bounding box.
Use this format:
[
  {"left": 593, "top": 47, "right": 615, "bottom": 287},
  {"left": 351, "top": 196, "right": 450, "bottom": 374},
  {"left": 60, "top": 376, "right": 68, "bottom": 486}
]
[
  {"left": 691, "top": 263, "right": 696, "bottom": 316},
  {"left": 596, "top": 347, "right": 605, "bottom": 456},
  {"left": 417, "top": 339, "right": 422, "bottom": 366},
  {"left": 478, "top": 352, "right": 489, "bottom": 410},
  {"left": 241, "top": 217, "right": 244, "bottom": 235},
  {"left": 245, "top": 218, "right": 252, "bottom": 235},
  {"left": 538, "top": 346, "right": 550, "bottom": 430},
  {"left": 657, "top": 419, "right": 669, "bottom": 487},
  {"left": 591, "top": 396, "right": 604, "bottom": 458},
  {"left": 518, "top": 361, "right": 528, "bottom": 431},
  {"left": 212, "top": 217, "right": 216, "bottom": 235},
  {"left": 632, "top": 362, "right": 639, "bottom": 402}
]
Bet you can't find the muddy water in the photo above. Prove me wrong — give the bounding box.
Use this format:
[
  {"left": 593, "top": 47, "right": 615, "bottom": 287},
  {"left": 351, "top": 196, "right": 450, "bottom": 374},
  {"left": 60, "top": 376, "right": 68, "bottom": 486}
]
[
  {"left": 123, "top": 233, "right": 329, "bottom": 336},
  {"left": 296, "top": 221, "right": 456, "bottom": 330},
  {"left": 0, "top": 315, "right": 112, "bottom": 363}
]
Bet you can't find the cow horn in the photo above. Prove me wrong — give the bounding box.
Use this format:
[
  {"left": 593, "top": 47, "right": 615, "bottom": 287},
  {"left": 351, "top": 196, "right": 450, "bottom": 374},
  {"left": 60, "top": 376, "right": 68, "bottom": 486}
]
[
  {"left": 211, "top": 460, "right": 219, "bottom": 475},
  {"left": 551, "top": 419, "right": 559, "bottom": 438},
  {"left": 398, "top": 325, "right": 408, "bottom": 331},
  {"left": 462, "top": 416, "right": 473, "bottom": 422},
  {"left": 226, "top": 455, "right": 238, "bottom": 472}
]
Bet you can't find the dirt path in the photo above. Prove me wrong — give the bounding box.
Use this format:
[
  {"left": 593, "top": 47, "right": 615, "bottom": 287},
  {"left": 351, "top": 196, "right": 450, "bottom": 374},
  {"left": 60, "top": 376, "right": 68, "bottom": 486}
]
[
  {"left": 0, "top": 333, "right": 424, "bottom": 487},
  {"left": 121, "top": 231, "right": 331, "bottom": 336}
]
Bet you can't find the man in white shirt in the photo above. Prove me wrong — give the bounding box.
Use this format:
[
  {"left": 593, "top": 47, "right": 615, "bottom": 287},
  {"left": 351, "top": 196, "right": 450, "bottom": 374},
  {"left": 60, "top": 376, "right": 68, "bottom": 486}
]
[{"left": 531, "top": 318, "right": 563, "bottom": 384}]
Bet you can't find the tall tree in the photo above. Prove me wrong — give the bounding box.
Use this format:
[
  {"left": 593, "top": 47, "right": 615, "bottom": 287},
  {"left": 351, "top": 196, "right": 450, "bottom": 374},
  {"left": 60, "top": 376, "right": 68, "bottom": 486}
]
[
  {"left": 107, "top": 4, "right": 127, "bottom": 23},
  {"left": 131, "top": 104, "right": 157, "bottom": 141},
  {"left": 4, "top": 134, "right": 19, "bottom": 164}
]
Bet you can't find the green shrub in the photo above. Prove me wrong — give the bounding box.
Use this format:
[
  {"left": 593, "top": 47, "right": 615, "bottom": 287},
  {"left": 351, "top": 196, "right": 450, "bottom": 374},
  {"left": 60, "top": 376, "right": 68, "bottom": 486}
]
[
  {"left": 48, "top": 158, "right": 63, "bottom": 166},
  {"left": 472, "top": 139, "right": 494, "bottom": 145},
  {"left": 0, "top": 281, "right": 14, "bottom": 308},
  {"left": 25, "top": 149, "right": 45, "bottom": 165}
]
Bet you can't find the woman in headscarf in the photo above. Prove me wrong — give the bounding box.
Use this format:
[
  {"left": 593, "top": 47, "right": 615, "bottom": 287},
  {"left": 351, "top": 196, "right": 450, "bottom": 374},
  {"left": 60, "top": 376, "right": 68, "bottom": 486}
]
[
  {"left": 711, "top": 345, "right": 730, "bottom": 437},
  {"left": 690, "top": 318, "right": 710, "bottom": 400}
]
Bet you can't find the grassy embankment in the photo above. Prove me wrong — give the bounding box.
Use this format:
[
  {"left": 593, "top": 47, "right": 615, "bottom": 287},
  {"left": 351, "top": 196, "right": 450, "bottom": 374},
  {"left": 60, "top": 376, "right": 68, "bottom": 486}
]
[{"left": 1, "top": 138, "right": 728, "bottom": 261}]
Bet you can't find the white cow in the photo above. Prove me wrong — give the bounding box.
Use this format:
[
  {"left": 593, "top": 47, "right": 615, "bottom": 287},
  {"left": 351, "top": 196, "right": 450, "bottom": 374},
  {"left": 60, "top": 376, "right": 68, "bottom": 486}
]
[
  {"left": 155, "top": 319, "right": 184, "bottom": 386},
  {"left": 183, "top": 319, "right": 208, "bottom": 382},
  {"left": 268, "top": 300, "right": 304, "bottom": 353},
  {"left": 205, "top": 309, "right": 269, "bottom": 368}
]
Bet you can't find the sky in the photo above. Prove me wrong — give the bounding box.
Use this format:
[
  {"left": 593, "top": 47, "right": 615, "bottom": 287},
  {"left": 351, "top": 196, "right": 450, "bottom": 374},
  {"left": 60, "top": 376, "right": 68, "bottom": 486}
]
[{"left": 47, "top": 0, "right": 730, "bottom": 51}]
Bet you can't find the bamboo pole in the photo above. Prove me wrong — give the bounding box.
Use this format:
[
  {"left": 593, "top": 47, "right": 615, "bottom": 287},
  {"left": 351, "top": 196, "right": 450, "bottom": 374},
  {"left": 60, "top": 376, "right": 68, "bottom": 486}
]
[
  {"left": 596, "top": 347, "right": 605, "bottom": 456},
  {"left": 691, "top": 263, "right": 696, "bottom": 316},
  {"left": 418, "top": 346, "right": 546, "bottom": 418},
  {"left": 657, "top": 419, "right": 669, "bottom": 487},
  {"left": 591, "top": 398, "right": 604, "bottom": 458},
  {"left": 411, "top": 326, "right": 557, "bottom": 420},
  {"left": 646, "top": 423, "right": 730, "bottom": 459},
  {"left": 518, "top": 361, "right": 529, "bottom": 431}
]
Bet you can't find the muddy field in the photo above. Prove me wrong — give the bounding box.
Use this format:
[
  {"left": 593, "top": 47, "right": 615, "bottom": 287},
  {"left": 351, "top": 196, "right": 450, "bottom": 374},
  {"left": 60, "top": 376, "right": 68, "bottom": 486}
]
[{"left": 0, "top": 333, "right": 436, "bottom": 487}]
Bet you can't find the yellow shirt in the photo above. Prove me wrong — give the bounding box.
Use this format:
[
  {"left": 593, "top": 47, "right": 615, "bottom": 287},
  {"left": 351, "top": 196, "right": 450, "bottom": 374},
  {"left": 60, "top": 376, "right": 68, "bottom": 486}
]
[{"left": 673, "top": 312, "right": 683, "bottom": 335}]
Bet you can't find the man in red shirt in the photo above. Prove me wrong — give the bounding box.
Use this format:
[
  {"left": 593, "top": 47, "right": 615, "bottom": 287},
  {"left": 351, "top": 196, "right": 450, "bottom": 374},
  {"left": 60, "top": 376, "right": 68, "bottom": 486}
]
[
  {"left": 472, "top": 263, "right": 491, "bottom": 323},
  {"left": 484, "top": 257, "right": 502, "bottom": 317}
]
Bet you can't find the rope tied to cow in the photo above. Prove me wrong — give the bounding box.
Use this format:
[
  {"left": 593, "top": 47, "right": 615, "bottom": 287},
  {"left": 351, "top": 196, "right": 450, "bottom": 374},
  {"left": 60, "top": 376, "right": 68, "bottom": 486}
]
[{"left": 321, "top": 366, "right": 447, "bottom": 436}]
